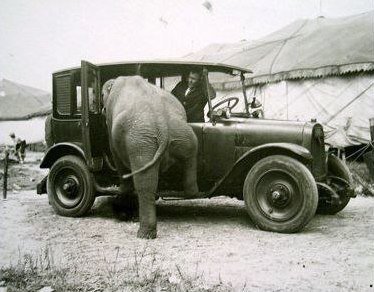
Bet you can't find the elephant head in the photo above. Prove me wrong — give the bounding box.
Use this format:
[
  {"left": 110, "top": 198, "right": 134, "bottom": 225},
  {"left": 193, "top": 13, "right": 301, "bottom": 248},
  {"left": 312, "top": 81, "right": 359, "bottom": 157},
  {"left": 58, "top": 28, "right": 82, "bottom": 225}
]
[{"left": 101, "top": 79, "right": 115, "bottom": 112}]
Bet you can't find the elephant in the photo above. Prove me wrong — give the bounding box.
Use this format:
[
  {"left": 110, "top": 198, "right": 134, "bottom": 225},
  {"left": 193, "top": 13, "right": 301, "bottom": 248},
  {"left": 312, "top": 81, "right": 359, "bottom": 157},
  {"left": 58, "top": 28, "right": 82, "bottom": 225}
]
[{"left": 102, "top": 76, "right": 200, "bottom": 239}]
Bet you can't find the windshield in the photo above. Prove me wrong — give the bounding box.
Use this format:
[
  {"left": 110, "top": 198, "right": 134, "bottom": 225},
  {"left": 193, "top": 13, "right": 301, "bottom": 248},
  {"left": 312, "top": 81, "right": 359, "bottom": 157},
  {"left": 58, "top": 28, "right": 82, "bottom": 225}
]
[
  {"left": 208, "top": 72, "right": 248, "bottom": 114},
  {"left": 162, "top": 71, "right": 251, "bottom": 122}
]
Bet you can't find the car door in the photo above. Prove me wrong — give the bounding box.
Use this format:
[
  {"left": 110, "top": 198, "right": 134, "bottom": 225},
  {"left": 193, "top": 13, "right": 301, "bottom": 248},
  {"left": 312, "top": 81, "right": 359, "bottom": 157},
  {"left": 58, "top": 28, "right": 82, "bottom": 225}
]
[
  {"left": 81, "top": 60, "right": 106, "bottom": 171},
  {"left": 202, "top": 122, "right": 236, "bottom": 184},
  {"left": 159, "top": 122, "right": 230, "bottom": 192}
]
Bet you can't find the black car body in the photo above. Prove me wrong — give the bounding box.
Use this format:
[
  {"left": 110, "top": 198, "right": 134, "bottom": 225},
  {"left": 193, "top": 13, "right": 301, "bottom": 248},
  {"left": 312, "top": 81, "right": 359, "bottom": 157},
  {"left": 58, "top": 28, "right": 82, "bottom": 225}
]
[{"left": 37, "top": 60, "right": 355, "bottom": 233}]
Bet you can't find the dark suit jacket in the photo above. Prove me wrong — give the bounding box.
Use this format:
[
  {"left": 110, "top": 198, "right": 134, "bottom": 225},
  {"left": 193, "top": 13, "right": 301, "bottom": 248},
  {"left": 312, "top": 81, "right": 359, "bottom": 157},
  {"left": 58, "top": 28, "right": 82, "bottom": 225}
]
[{"left": 172, "top": 82, "right": 216, "bottom": 123}]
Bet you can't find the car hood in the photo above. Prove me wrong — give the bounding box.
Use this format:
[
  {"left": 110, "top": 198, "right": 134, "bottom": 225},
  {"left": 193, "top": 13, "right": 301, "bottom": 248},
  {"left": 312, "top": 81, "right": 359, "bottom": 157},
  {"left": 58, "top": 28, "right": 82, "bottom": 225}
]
[{"left": 218, "top": 117, "right": 316, "bottom": 149}]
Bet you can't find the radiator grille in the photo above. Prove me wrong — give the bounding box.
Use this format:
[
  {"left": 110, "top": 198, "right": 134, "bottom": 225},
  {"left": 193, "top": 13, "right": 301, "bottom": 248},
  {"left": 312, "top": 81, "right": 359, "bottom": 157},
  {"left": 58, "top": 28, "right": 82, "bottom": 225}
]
[{"left": 311, "top": 125, "right": 327, "bottom": 180}]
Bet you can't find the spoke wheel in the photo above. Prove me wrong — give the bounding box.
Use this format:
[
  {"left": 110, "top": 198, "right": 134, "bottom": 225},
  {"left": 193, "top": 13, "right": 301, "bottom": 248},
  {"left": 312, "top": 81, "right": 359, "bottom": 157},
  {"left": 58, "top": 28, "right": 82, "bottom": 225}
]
[
  {"left": 243, "top": 155, "right": 318, "bottom": 233},
  {"left": 47, "top": 155, "right": 95, "bottom": 217}
]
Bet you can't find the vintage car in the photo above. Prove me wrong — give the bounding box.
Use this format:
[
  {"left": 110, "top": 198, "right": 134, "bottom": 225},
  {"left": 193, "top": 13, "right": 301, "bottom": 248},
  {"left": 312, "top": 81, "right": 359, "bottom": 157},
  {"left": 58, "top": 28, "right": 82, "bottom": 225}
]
[{"left": 37, "top": 60, "right": 356, "bottom": 233}]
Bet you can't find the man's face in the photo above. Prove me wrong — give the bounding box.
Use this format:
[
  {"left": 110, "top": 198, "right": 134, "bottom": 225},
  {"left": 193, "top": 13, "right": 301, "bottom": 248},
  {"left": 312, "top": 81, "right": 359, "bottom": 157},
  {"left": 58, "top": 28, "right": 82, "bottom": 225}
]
[{"left": 188, "top": 72, "right": 200, "bottom": 89}]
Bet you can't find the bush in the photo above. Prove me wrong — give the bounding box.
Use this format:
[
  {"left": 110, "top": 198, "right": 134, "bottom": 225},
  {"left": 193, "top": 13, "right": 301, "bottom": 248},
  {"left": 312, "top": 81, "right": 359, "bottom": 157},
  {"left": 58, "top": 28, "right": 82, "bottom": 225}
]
[
  {"left": 1, "top": 246, "right": 234, "bottom": 292},
  {"left": 347, "top": 161, "right": 374, "bottom": 196},
  {"left": 0, "top": 247, "right": 79, "bottom": 292}
]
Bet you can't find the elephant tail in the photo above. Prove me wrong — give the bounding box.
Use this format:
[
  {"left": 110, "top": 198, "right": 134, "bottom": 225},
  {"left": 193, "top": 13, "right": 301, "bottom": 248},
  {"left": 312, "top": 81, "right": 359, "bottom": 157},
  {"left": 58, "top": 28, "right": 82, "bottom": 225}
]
[{"left": 122, "top": 130, "right": 168, "bottom": 180}]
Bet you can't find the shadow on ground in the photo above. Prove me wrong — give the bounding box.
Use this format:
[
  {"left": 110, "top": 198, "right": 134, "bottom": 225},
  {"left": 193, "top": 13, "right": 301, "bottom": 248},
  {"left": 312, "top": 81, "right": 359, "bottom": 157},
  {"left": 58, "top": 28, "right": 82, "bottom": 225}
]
[{"left": 89, "top": 196, "right": 251, "bottom": 226}]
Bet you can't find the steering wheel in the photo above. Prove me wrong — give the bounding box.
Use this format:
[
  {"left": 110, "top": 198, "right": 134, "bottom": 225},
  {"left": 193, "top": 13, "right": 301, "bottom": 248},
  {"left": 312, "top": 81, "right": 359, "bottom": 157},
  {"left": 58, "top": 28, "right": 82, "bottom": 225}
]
[{"left": 212, "top": 97, "right": 239, "bottom": 111}]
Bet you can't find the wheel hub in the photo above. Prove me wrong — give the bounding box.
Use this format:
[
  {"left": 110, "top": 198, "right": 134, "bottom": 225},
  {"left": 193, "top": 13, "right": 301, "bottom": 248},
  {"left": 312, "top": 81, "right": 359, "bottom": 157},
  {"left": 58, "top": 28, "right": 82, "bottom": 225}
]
[
  {"left": 55, "top": 171, "right": 82, "bottom": 208},
  {"left": 62, "top": 178, "right": 78, "bottom": 195},
  {"left": 268, "top": 183, "right": 291, "bottom": 208},
  {"left": 252, "top": 168, "right": 304, "bottom": 222}
]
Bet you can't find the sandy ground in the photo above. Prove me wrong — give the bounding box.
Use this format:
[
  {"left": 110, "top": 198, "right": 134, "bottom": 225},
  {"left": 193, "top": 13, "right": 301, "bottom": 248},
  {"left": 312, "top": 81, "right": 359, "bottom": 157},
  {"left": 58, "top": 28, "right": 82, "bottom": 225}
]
[{"left": 0, "top": 153, "right": 374, "bottom": 291}]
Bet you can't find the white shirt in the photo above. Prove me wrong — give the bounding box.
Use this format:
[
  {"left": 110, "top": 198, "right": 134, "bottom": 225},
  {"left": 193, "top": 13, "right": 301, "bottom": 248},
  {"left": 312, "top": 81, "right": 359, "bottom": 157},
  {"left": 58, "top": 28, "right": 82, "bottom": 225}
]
[{"left": 185, "top": 87, "right": 191, "bottom": 96}]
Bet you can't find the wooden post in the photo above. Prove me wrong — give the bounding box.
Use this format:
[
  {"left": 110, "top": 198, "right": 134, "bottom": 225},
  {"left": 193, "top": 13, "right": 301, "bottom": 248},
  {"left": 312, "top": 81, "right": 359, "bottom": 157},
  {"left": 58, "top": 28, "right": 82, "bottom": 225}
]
[
  {"left": 363, "top": 118, "right": 374, "bottom": 178},
  {"left": 3, "top": 149, "right": 9, "bottom": 199}
]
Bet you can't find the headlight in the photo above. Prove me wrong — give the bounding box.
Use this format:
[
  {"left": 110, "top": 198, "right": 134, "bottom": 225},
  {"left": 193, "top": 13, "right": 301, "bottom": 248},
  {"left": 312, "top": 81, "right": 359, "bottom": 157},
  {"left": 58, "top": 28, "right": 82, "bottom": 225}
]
[{"left": 225, "top": 109, "right": 231, "bottom": 119}]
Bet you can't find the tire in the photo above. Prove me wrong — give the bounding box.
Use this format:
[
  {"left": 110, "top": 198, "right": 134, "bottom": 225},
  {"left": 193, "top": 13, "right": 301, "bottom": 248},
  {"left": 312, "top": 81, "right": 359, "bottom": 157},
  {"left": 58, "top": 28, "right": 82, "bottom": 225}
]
[
  {"left": 243, "top": 155, "right": 318, "bottom": 233},
  {"left": 47, "top": 155, "right": 95, "bottom": 217},
  {"left": 316, "top": 154, "right": 352, "bottom": 215}
]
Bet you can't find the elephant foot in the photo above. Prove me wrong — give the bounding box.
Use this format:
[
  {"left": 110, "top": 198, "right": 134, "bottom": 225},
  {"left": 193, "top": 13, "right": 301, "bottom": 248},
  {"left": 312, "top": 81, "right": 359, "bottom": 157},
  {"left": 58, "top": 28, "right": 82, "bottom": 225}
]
[{"left": 137, "top": 227, "right": 157, "bottom": 239}]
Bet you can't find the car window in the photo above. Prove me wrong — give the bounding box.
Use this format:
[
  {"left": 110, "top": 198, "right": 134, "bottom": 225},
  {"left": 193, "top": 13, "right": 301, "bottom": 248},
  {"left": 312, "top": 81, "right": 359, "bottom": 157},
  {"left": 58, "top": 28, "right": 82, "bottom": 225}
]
[
  {"left": 163, "top": 76, "right": 181, "bottom": 92},
  {"left": 75, "top": 86, "right": 97, "bottom": 114},
  {"left": 76, "top": 86, "right": 82, "bottom": 113}
]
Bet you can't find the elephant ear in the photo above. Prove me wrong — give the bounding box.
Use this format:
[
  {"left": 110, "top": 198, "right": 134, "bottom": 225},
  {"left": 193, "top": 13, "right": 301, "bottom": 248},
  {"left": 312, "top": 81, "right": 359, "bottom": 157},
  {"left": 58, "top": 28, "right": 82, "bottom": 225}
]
[{"left": 102, "top": 79, "right": 116, "bottom": 105}]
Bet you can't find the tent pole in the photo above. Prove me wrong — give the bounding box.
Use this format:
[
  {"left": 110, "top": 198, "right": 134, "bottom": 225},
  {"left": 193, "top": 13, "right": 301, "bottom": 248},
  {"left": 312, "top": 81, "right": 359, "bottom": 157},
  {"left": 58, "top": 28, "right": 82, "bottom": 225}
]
[{"left": 3, "top": 149, "right": 9, "bottom": 200}]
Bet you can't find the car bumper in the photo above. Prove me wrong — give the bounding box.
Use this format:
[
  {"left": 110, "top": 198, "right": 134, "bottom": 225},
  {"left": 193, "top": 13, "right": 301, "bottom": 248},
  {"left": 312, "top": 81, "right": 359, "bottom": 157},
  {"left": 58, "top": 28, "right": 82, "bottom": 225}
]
[{"left": 36, "top": 175, "right": 47, "bottom": 194}]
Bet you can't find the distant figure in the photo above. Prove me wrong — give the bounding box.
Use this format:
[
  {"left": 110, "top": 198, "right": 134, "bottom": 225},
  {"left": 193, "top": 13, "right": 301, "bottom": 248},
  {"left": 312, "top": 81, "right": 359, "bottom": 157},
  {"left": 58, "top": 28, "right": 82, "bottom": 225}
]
[
  {"left": 172, "top": 71, "right": 216, "bottom": 122},
  {"left": 9, "top": 132, "right": 26, "bottom": 164}
]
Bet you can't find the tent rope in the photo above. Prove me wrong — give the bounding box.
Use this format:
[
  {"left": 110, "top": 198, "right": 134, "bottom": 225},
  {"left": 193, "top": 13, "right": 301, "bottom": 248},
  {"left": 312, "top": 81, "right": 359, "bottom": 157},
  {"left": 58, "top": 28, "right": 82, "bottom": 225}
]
[
  {"left": 325, "top": 82, "right": 374, "bottom": 123},
  {"left": 345, "top": 141, "right": 373, "bottom": 161}
]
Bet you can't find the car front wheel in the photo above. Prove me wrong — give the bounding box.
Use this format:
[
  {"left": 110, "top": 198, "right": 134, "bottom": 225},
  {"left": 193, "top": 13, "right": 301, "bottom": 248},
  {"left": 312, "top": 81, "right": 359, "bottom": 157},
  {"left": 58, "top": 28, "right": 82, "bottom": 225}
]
[
  {"left": 243, "top": 155, "right": 318, "bottom": 233},
  {"left": 47, "top": 155, "right": 95, "bottom": 217}
]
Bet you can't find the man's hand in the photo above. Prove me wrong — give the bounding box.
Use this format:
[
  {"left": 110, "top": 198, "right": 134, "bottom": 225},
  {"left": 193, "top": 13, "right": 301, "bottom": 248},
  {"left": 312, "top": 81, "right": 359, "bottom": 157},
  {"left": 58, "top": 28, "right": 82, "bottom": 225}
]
[{"left": 208, "top": 84, "right": 216, "bottom": 99}]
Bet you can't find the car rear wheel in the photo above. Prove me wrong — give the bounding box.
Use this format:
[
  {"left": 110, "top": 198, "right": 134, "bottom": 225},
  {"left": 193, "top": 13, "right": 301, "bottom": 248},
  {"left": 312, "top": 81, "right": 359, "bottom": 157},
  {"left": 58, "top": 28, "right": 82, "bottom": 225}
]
[
  {"left": 316, "top": 154, "right": 352, "bottom": 215},
  {"left": 47, "top": 155, "right": 95, "bottom": 217},
  {"left": 243, "top": 155, "right": 318, "bottom": 233}
]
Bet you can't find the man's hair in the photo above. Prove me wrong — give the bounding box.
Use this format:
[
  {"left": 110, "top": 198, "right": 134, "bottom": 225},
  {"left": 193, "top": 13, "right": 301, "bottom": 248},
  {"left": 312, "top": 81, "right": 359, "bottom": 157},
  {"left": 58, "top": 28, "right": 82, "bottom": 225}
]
[
  {"left": 189, "top": 71, "right": 202, "bottom": 85},
  {"left": 9, "top": 132, "right": 15, "bottom": 138},
  {"left": 189, "top": 70, "right": 202, "bottom": 78}
]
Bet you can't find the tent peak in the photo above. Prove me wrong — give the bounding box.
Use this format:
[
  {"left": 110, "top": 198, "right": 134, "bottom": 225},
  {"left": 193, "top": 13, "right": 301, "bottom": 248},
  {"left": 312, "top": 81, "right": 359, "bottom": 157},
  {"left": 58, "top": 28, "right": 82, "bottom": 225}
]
[{"left": 184, "top": 11, "right": 374, "bottom": 86}]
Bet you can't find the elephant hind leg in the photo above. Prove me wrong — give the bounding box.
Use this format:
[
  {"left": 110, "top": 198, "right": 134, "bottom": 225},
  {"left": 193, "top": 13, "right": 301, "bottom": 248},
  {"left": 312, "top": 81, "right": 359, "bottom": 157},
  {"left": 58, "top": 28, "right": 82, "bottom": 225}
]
[{"left": 130, "top": 155, "right": 160, "bottom": 239}]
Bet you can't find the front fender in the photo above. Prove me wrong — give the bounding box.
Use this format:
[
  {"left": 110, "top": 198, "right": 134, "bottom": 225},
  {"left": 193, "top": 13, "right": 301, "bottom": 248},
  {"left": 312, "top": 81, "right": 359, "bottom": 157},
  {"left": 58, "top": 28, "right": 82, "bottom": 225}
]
[
  {"left": 40, "top": 142, "right": 85, "bottom": 168},
  {"left": 208, "top": 143, "right": 312, "bottom": 198},
  {"left": 237, "top": 143, "right": 312, "bottom": 165}
]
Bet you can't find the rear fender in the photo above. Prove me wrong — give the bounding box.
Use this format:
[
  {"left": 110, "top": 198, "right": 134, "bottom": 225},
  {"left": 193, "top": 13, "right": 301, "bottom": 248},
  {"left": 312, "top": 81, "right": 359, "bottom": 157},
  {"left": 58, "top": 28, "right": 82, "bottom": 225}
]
[
  {"left": 40, "top": 143, "right": 85, "bottom": 169},
  {"left": 208, "top": 143, "right": 313, "bottom": 198}
]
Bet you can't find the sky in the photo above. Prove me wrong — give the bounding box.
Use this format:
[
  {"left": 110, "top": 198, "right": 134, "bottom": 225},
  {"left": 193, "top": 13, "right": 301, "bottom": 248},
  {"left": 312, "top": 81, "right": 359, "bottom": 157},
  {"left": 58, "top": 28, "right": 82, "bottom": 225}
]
[{"left": 0, "top": 0, "right": 373, "bottom": 91}]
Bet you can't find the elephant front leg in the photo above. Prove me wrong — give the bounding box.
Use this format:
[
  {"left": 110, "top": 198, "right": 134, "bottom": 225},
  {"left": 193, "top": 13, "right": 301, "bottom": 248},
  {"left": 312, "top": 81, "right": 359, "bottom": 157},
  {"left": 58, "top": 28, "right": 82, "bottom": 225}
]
[
  {"left": 180, "top": 134, "right": 200, "bottom": 198},
  {"left": 109, "top": 147, "right": 138, "bottom": 220},
  {"left": 131, "top": 159, "right": 159, "bottom": 239},
  {"left": 169, "top": 127, "right": 200, "bottom": 198}
]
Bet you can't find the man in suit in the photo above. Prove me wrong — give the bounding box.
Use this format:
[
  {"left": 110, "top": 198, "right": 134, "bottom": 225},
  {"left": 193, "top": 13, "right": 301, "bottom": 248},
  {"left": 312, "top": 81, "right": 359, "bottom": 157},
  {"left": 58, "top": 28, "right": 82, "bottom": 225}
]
[{"left": 172, "top": 71, "right": 216, "bottom": 123}]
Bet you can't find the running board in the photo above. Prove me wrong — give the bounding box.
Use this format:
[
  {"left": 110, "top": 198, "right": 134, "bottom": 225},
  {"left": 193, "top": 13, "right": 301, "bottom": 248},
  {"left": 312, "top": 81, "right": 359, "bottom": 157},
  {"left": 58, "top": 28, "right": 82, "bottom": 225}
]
[{"left": 159, "top": 191, "right": 207, "bottom": 200}]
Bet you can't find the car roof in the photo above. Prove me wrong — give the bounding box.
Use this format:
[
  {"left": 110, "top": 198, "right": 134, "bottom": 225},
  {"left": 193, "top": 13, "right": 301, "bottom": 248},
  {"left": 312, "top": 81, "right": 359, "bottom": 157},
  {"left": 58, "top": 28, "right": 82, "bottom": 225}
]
[{"left": 53, "top": 60, "right": 252, "bottom": 77}]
